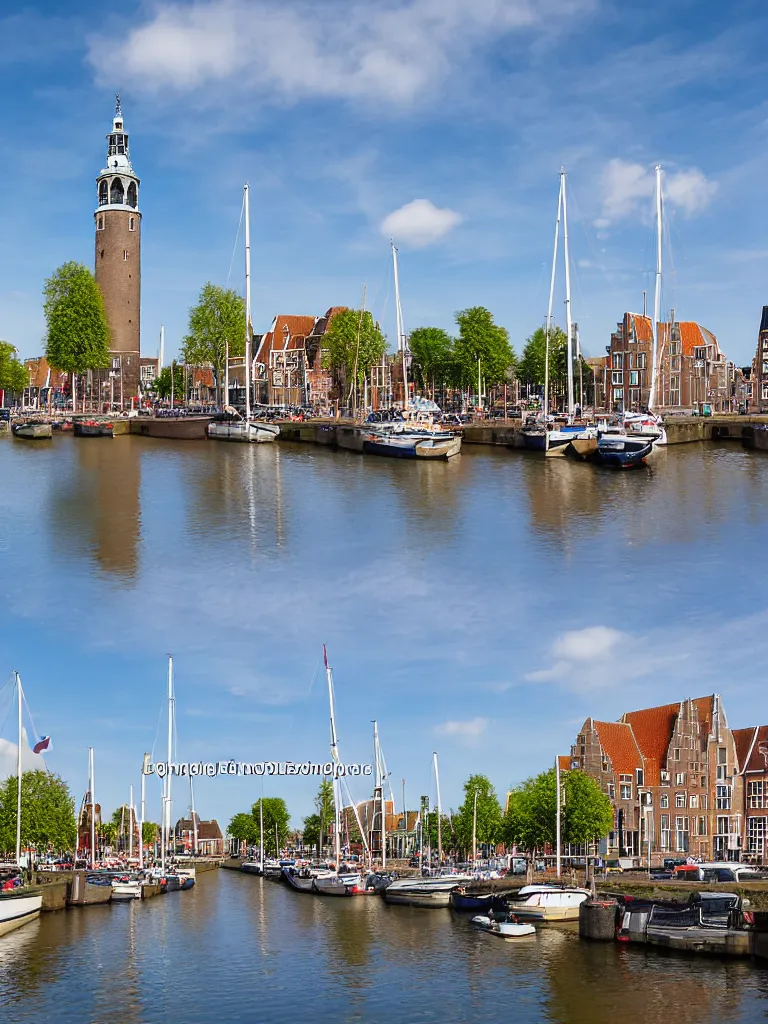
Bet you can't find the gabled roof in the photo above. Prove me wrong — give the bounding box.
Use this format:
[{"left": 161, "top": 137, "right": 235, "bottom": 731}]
[
  {"left": 591, "top": 719, "right": 643, "bottom": 775},
  {"left": 255, "top": 314, "right": 317, "bottom": 364},
  {"left": 735, "top": 725, "right": 768, "bottom": 774},
  {"left": 307, "top": 306, "right": 348, "bottom": 340},
  {"left": 627, "top": 313, "right": 653, "bottom": 342},
  {"left": 621, "top": 696, "right": 715, "bottom": 785},
  {"left": 557, "top": 754, "right": 571, "bottom": 773}
]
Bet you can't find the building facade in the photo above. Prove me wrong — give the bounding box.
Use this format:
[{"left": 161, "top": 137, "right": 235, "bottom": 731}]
[
  {"left": 94, "top": 96, "right": 141, "bottom": 401},
  {"left": 734, "top": 725, "right": 768, "bottom": 864},
  {"left": 751, "top": 307, "right": 768, "bottom": 411}
]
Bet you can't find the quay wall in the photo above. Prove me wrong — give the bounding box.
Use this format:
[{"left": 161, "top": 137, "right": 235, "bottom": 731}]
[
  {"left": 597, "top": 878, "right": 768, "bottom": 910},
  {"left": 35, "top": 880, "right": 69, "bottom": 912}
]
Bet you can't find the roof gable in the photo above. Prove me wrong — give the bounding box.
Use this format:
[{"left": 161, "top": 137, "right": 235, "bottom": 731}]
[
  {"left": 621, "top": 696, "right": 715, "bottom": 785},
  {"left": 592, "top": 720, "right": 643, "bottom": 775}
]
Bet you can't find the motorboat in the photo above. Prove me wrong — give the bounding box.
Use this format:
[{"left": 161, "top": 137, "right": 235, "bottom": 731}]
[
  {"left": 281, "top": 864, "right": 336, "bottom": 893},
  {"left": 313, "top": 872, "right": 373, "bottom": 896},
  {"left": 74, "top": 418, "right": 113, "bottom": 438},
  {"left": 241, "top": 860, "right": 264, "bottom": 875},
  {"left": 382, "top": 873, "right": 473, "bottom": 908},
  {"left": 111, "top": 875, "right": 142, "bottom": 900},
  {"left": 450, "top": 890, "right": 508, "bottom": 913},
  {"left": 207, "top": 408, "right": 280, "bottom": 444},
  {"left": 472, "top": 916, "right": 536, "bottom": 938},
  {"left": 362, "top": 429, "right": 461, "bottom": 460},
  {"left": 591, "top": 432, "right": 655, "bottom": 469},
  {"left": 0, "top": 887, "right": 43, "bottom": 937},
  {"left": 623, "top": 412, "right": 667, "bottom": 445},
  {"left": 11, "top": 420, "right": 52, "bottom": 440},
  {"left": 505, "top": 884, "right": 590, "bottom": 922}
]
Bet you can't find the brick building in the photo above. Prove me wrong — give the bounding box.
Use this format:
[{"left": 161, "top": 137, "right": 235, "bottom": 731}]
[
  {"left": 751, "top": 307, "right": 768, "bottom": 411},
  {"left": 570, "top": 695, "right": 744, "bottom": 865},
  {"left": 174, "top": 816, "right": 225, "bottom": 856},
  {"left": 253, "top": 308, "right": 348, "bottom": 407},
  {"left": 734, "top": 725, "right": 768, "bottom": 864},
  {"left": 607, "top": 313, "right": 740, "bottom": 413}
]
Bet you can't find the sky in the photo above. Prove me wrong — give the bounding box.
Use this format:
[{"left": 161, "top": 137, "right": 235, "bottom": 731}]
[{"left": 2, "top": 0, "right": 768, "bottom": 368}]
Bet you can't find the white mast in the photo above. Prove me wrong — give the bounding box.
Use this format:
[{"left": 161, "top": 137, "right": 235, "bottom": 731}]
[
  {"left": 472, "top": 788, "right": 478, "bottom": 866},
  {"left": 392, "top": 241, "right": 408, "bottom": 410},
  {"left": 140, "top": 752, "right": 149, "bottom": 871},
  {"left": 324, "top": 645, "right": 342, "bottom": 867},
  {"left": 373, "top": 721, "right": 387, "bottom": 868},
  {"left": 561, "top": 168, "right": 575, "bottom": 416},
  {"left": 162, "top": 655, "right": 174, "bottom": 872},
  {"left": 158, "top": 325, "right": 165, "bottom": 369},
  {"left": 543, "top": 178, "right": 563, "bottom": 419},
  {"left": 556, "top": 756, "right": 562, "bottom": 878},
  {"left": 433, "top": 751, "right": 442, "bottom": 868},
  {"left": 259, "top": 794, "right": 264, "bottom": 867},
  {"left": 190, "top": 776, "right": 198, "bottom": 856},
  {"left": 88, "top": 746, "right": 96, "bottom": 870},
  {"left": 129, "top": 783, "right": 134, "bottom": 859},
  {"left": 15, "top": 673, "right": 22, "bottom": 867},
  {"left": 244, "top": 182, "right": 252, "bottom": 423},
  {"left": 649, "top": 164, "right": 663, "bottom": 413}
]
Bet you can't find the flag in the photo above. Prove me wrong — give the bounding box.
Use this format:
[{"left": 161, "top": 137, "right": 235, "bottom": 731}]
[
  {"left": 33, "top": 736, "right": 51, "bottom": 754},
  {"left": 323, "top": 644, "right": 328, "bottom": 669}
]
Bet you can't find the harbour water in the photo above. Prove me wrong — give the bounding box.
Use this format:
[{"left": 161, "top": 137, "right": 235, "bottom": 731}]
[{"left": 2, "top": 869, "right": 767, "bottom": 1024}]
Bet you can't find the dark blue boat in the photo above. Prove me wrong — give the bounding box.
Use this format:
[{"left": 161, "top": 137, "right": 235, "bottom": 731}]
[
  {"left": 591, "top": 435, "right": 654, "bottom": 469},
  {"left": 449, "top": 891, "right": 508, "bottom": 912}
]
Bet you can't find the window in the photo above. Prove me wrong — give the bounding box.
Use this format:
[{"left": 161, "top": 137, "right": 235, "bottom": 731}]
[
  {"left": 675, "top": 816, "right": 689, "bottom": 853},
  {"left": 613, "top": 388, "right": 623, "bottom": 402},
  {"left": 675, "top": 773, "right": 685, "bottom": 785},
  {"left": 129, "top": 216, "right": 135, "bottom": 231},
  {"left": 635, "top": 769, "right": 644, "bottom": 787},
  {"left": 672, "top": 748, "right": 680, "bottom": 761},
  {"left": 716, "top": 785, "right": 731, "bottom": 810},
  {"left": 123, "top": 250, "right": 129, "bottom": 261},
  {"left": 748, "top": 816, "right": 767, "bottom": 857},
  {"left": 629, "top": 370, "right": 639, "bottom": 386},
  {"left": 110, "top": 177, "right": 124, "bottom": 205},
  {"left": 675, "top": 792, "right": 686, "bottom": 808},
  {"left": 716, "top": 815, "right": 730, "bottom": 835},
  {"left": 700, "top": 776, "right": 707, "bottom": 789},
  {"left": 97, "top": 215, "right": 104, "bottom": 230},
  {"left": 694, "top": 346, "right": 706, "bottom": 360},
  {"left": 670, "top": 342, "right": 679, "bottom": 356},
  {"left": 689, "top": 795, "right": 698, "bottom": 809},
  {"left": 748, "top": 781, "right": 764, "bottom": 809},
  {"left": 140, "top": 364, "right": 157, "bottom": 384},
  {"left": 763, "top": 337, "right": 768, "bottom": 350},
  {"left": 716, "top": 764, "right": 728, "bottom": 781},
  {"left": 637, "top": 353, "right": 647, "bottom": 369},
  {"left": 612, "top": 353, "right": 622, "bottom": 369},
  {"left": 112, "top": 357, "right": 121, "bottom": 370},
  {"left": 660, "top": 814, "right": 671, "bottom": 850},
  {"left": 601, "top": 758, "right": 610, "bottom": 772},
  {"left": 607, "top": 783, "right": 615, "bottom": 800},
  {"left": 127, "top": 181, "right": 138, "bottom": 209},
  {"left": 698, "top": 816, "right": 707, "bottom": 836},
  {"left": 762, "top": 383, "right": 768, "bottom": 402},
  {"left": 700, "top": 794, "right": 708, "bottom": 811},
  {"left": 660, "top": 770, "right": 670, "bottom": 785},
  {"left": 660, "top": 793, "right": 669, "bottom": 809},
  {"left": 612, "top": 371, "right": 623, "bottom": 385},
  {"left": 717, "top": 747, "right": 727, "bottom": 765},
  {"left": 620, "top": 783, "right": 632, "bottom": 801}
]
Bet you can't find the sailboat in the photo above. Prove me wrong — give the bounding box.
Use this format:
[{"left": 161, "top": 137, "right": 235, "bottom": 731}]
[
  {"left": 208, "top": 184, "right": 280, "bottom": 444},
  {"left": 0, "top": 673, "right": 43, "bottom": 936},
  {"left": 362, "top": 243, "right": 461, "bottom": 460},
  {"left": 522, "top": 169, "right": 596, "bottom": 458}
]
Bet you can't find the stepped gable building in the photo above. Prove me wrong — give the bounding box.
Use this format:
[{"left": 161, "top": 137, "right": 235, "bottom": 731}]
[
  {"left": 607, "top": 313, "right": 739, "bottom": 414},
  {"left": 94, "top": 95, "right": 141, "bottom": 400},
  {"left": 734, "top": 725, "right": 768, "bottom": 863},
  {"left": 254, "top": 308, "right": 347, "bottom": 407},
  {"left": 751, "top": 306, "right": 768, "bottom": 411},
  {"left": 571, "top": 695, "right": 744, "bottom": 864}
]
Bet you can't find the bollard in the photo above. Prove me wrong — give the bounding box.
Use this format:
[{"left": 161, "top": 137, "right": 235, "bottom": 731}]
[{"left": 579, "top": 899, "right": 619, "bottom": 941}]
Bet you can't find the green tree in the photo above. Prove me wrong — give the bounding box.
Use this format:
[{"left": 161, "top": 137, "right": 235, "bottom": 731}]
[
  {"left": 251, "top": 798, "right": 290, "bottom": 857},
  {"left": 0, "top": 343, "right": 29, "bottom": 395},
  {"left": 314, "top": 780, "right": 334, "bottom": 856},
  {"left": 409, "top": 327, "right": 454, "bottom": 396},
  {"left": 454, "top": 774, "right": 503, "bottom": 856},
  {"left": 301, "top": 813, "right": 321, "bottom": 850},
  {"left": 454, "top": 307, "right": 515, "bottom": 391},
  {"left": 517, "top": 326, "right": 568, "bottom": 390},
  {"left": 43, "top": 262, "right": 110, "bottom": 382},
  {"left": 154, "top": 363, "right": 186, "bottom": 401},
  {"left": 502, "top": 768, "right": 613, "bottom": 855},
  {"left": 99, "top": 821, "right": 118, "bottom": 848},
  {"left": 228, "top": 812, "right": 258, "bottom": 850},
  {"left": 142, "top": 822, "right": 159, "bottom": 847},
  {"left": 0, "top": 770, "right": 77, "bottom": 857},
  {"left": 323, "top": 309, "right": 386, "bottom": 408},
  {"left": 181, "top": 284, "right": 244, "bottom": 405}
]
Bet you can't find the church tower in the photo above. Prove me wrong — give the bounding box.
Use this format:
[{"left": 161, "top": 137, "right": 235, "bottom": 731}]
[{"left": 94, "top": 95, "right": 141, "bottom": 402}]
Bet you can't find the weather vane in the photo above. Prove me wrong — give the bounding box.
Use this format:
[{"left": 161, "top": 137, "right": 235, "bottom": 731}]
[{"left": 115, "top": 92, "right": 122, "bottom": 116}]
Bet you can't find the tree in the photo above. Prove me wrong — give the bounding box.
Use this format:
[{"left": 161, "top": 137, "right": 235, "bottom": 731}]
[
  {"left": 314, "top": 780, "right": 334, "bottom": 856},
  {"left": 228, "top": 812, "right": 258, "bottom": 851},
  {"left": 99, "top": 821, "right": 118, "bottom": 848},
  {"left": 0, "top": 342, "right": 29, "bottom": 395},
  {"left": 301, "top": 813, "right": 321, "bottom": 851},
  {"left": 142, "top": 822, "right": 159, "bottom": 847},
  {"left": 323, "top": 309, "right": 386, "bottom": 406},
  {"left": 0, "top": 770, "right": 77, "bottom": 857},
  {"left": 409, "top": 327, "right": 454, "bottom": 396},
  {"left": 454, "top": 774, "right": 503, "bottom": 856},
  {"left": 181, "top": 284, "right": 244, "bottom": 405},
  {"left": 517, "top": 326, "right": 568, "bottom": 390},
  {"left": 154, "top": 363, "right": 186, "bottom": 401},
  {"left": 502, "top": 768, "right": 613, "bottom": 856},
  {"left": 43, "top": 262, "right": 110, "bottom": 381},
  {"left": 453, "top": 307, "right": 515, "bottom": 391},
  {"left": 251, "top": 798, "right": 290, "bottom": 857}
]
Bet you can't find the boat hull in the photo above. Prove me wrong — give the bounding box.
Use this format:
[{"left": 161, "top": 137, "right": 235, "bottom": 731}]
[
  {"left": 313, "top": 873, "right": 364, "bottom": 896},
  {"left": 12, "top": 423, "right": 52, "bottom": 440},
  {"left": 450, "top": 891, "right": 508, "bottom": 913},
  {"left": 241, "top": 862, "right": 263, "bottom": 875},
  {"left": 134, "top": 416, "right": 212, "bottom": 440},
  {"left": 0, "top": 891, "right": 43, "bottom": 936},
  {"left": 74, "top": 420, "right": 113, "bottom": 438},
  {"left": 569, "top": 436, "right": 598, "bottom": 459},
  {"left": 207, "top": 421, "right": 280, "bottom": 443},
  {"left": 592, "top": 436, "right": 654, "bottom": 469},
  {"left": 363, "top": 433, "right": 461, "bottom": 460},
  {"left": 382, "top": 885, "right": 457, "bottom": 907},
  {"left": 111, "top": 882, "right": 142, "bottom": 900}
]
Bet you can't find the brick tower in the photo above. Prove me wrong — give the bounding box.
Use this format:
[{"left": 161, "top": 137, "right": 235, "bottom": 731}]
[{"left": 94, "top": 95, "right": 141, "bottom": 403}]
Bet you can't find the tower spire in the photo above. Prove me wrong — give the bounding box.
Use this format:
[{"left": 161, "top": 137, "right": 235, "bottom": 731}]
[{"left": 115, "top": 92, "right": 122, "bottom": 116}]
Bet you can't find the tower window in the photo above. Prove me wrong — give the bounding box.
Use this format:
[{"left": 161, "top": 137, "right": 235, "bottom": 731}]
[
  {"left": 129, "top": 216, "right": 135, "bottom": 231},
  {"left": 127, "top": 182, "right": 137, "bottom": 209},
  {"left": 97, "top": 216, "right": 104, "bottom": 230},
  {"left": 123, "top": 250, "right": 129, "bottom": 261},
  {"left": 110, "top": 178, "right": 124, "bottom": 205},
  {"left": 99, "top": 181, "right": 108, "bottom": 206},
  {"left": 100, "top": 249, "right": 105, "bottom": 259}
]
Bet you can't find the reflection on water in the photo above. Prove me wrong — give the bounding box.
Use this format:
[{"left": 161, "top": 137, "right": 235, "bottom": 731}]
[{"left": 3, "top": 871, "right": 766, "bottom": 1024}]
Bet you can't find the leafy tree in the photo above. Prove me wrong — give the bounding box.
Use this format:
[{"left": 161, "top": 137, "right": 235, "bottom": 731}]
[
  {"left": 228, "top": 811, "right": 257, "bottom": 849},
  {"left": 301, "top": 813, "right": 321, "bottom": 850},
  {"left": 99, "top": 821, "right": 118, "bottom": 848},
  {"left": 0, "top": 770, "right": 77, "bottom": 856},
  {"left": 142, "top": 822, "right": 159, "bottom": 846},
  {"left": 43, "top": 262, "right": 110, "bottom": 380},
  {"left": 422, "top": 810, "right": 453, "bottom": 857},
  {"left": 454, "top": 774, "right": 503, "bottom": 855},
  {"left": 502, "top": 768, "right": 613, "bottom": 855},
  {"left": 323, "top": 309, "right": 386, "bottom": 406},
  {"left": 181, "top": 283, "right": 245, "bottom": 405},
  {"left": 409, "top": 327, "right": 454, "bottom": 396},
  {"left": 314, "top": 780, "right": 334, "bottom": 855},
  {"left": 153, "top": 363, "right": 186, "bottom": 401},
  {"left": 517, "top": 326, "right": 568, "bottom": 390},
  {"left": 454, "top": 307, "right": 515, "bottom": 390},
  {"left": 251, "top": 798, "right": 290, "bottom": 857},
  {"left": 0, "top": 343, "right": 29, "bottom": 395}
]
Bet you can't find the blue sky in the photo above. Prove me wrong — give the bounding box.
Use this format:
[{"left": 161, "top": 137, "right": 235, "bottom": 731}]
[{"left": 2, "top": 0, "right": 768, "bottom": 367}]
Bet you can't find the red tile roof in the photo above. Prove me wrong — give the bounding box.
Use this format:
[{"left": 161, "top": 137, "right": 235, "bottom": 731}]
[
  {"left": 24, "top": 356, "right": 69, "bottom": 390},
  {"left": 735, "top": 725, "right": 768, "bottom": 774},
  {"left": 557, "top": 755, "right": 571, "bottom": 773},
  {"left": 255, "top": 314, "right": 317, "bottom": 365},
  {"left": 621, "top": 697, "right": 714, "bottom": 785},
  {"left": 629, "top": 313, "right": 653, "bottom": 342},
  {"left": 592, "top": 720, "right": 643, "bottom": 775}
]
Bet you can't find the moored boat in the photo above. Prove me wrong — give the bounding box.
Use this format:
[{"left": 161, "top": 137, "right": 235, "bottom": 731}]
[
  {"left": 474, "top": 917, "right": 536, "bottom": 938},
  {"left": 505, "top": 884, "right": 590, "bottom": 922},
  {"left": 362, "top": 430, "right": 461, "bottom": 460},
  {"left": 11, "top": 420, "right": 53, "bottom": 440},
  {"left": 207, "top": 410, "right": 280, "bottom": 444},
  {"left": 313, "top": 872, "right": 373, "bottom": 896},
  {"left": 135, "top": 415, "right": 213, "bottom": 440},
  {"left": 74, "top": 418, "right": 113, "bottom": 438},
  {"left": 591, "top": 433, "right": 655, "bottom": 469},
  {"left": 450, "top": 890, "right": 508, "bottom": 913},
  {"left": 110, "top": 875, "right": 142, "bottom": 900},
  {"left": 382, "top": 874, "right": 473, "bottom": 908},
  {"left": 67, "top": 872, "right": 113, "bottom": 906},
  {"left": 0, "top": 889, "right": 43, "bottom": 937}
]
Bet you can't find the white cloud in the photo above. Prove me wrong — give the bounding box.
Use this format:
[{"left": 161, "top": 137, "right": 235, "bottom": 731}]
[
  {"left": 0, "top": 731, "right": 46, "bottom": 782},
  {"left": 552, "top": 625, "right": 624, "bottom": 662},
  {"left": 86, "top": 0, "right": 593, "bottom": 107},
  {"left": 435, "top": 717, "right": 489, "bottom": 741},
  {"left": 597, "top": 159, "right": 718, "bottom": 226},
  {"left": 381, "top": 199, "right": 462, "bottom": 247}
]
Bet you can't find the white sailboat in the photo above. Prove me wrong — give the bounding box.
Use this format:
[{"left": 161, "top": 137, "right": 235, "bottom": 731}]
[
  {"left": 208, "top": 183, "right": 280, "bottom": 444},
  {"left": 0, "top": 673, "right": 43, "bottom": 936}
]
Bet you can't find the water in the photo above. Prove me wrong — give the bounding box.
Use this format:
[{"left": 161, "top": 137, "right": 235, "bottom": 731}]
[{"left": 2, "top": 434, "right": 768, "bottom": 1019}]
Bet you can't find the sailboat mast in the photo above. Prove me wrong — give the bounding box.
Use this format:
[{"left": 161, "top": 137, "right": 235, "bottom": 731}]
[
  {"left": 129, "top": 784, "right": 134, "bottom": 859},
  {"left": 190, "top": 776, "right": 198, "bottom": 856},
  {"left": 89, "top": 746, "right": 96, "bottom": 870},
  {"left": 433, "top": 751, "right": 442, "bottom": 868},
  {"left": 324, "top": 646, "right": 342, "bottom": 867},
  {"left": 556, "top": 756, "right": 562, "bottom": 878},
  {"left": 392, "top": 242, "right": 408, "bottom": 410},
  {"left": 165, "top": 655, "right": 175, "bottom": 869},
  {"left": 15, "top": 673, "right": 22, "bottom": 866},
  {"left": 561, "top": 168, "right": 575, "bottom": 416},
  {"left": 259, "top": 795, "right": 264, "bottom": 866},
  {"left": 649, "top": 164, "right": 663, "bottom": 413},
  {"left": 244, "top": 183, "right": 252, "bottom": 422},
  {"left": 472, "top": 788, "right": 477, "bottom": 865},
  {"left": 543, "top": 179, "right": 563, "bottom": 419},
  {"left": 140, "top": 752, "right": 148, "bottom": 871}
]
